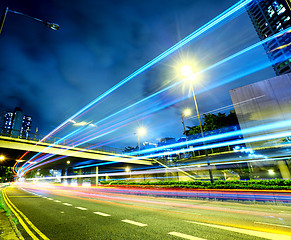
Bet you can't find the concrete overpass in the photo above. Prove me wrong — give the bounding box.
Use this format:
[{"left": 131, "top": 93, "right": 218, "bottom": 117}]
[{"left": 0, "top": 136, "right": 153, "bottom": 166}]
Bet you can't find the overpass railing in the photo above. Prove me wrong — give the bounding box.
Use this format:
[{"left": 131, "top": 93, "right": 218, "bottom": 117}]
[{"left": 0, "top": 130, "right": 124, "bottom": 154}]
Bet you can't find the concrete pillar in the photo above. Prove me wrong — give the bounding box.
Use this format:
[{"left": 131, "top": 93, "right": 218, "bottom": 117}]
[
  {"left": 278, "top": 160, "right": 290, "bottom": 179},
  {"left": 77, "top": 169, "right": 83, "bottom": 185},
  {"left": 61, "top": 169, "right": 67, "bottom": 184},
  {"left": 90, "top": 167, "right": 98, "bottom": 186}
]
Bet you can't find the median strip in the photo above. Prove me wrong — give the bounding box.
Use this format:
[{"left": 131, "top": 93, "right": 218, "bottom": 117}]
[
  {"left": 75, "top": 207, "right": 87, "bottom": 211},
  {"left": 186, "top": 220, "right": 291, "bottom": 240},
  {"left": 121, "top": 219, "right": 147, "bottom": 227},
  {"left": 93, "top": 211, "right": 110, "bottom": 217},
  {"left": 168, "top": 232, "right": 206, "bottom": 240}
]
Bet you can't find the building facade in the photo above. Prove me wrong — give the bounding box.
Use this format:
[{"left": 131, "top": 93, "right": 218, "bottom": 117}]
[
  {"left": 1, "top": 107, "right": 32, "bottom": 139},
  {"left": 247, "top": 0, "right": 291, "bottom": 75}
]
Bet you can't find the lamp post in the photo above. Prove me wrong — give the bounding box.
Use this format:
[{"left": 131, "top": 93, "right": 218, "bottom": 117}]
[
  {"left": 180, "top": 65, "right": 214, "bottom": 183},
  {"left": 181, "top": 108, "right": 191, "bottom": 147},
  {"left": 125, "top": 167, "right": 131, "bottom": 180},
  {"left": 0, "top": 7, "right": 59, "bottom": 34},
  {"left": 137, "top": 127, "right": 146, "bottom": 154}
]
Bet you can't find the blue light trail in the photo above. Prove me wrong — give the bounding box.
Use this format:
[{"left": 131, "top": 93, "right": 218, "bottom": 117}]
[{"left": 17, "top": 0, "right": 253, "bottom": 170}]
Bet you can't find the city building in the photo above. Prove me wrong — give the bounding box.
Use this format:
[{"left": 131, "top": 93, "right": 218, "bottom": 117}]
[
  {"left": 1, "top": 107, "right": 32, "bottom": 139},
  {"left": 230, "top": 73, "right": 291, "bottom": 179},
  {"left": 247, "top": 0, "right": 291, "bottom": 75},
  {"left": 230, "top": 73, "right": 291, "bottom": 147}
]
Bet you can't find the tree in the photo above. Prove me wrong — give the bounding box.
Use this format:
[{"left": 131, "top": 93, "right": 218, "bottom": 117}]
[
  {"left": 123, "top": 146, "right": 138, "bottom": 153},
  {"left": 184, "top": 111, "right": 240, "bottom": 136},
  {"left": 0, "top": 166, "right": 13, "bottom": 182}
]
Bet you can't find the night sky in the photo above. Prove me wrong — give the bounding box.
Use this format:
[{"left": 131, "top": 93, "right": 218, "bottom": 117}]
[{"left": 0, "top": 0, "right": 276, "bottom": 148}]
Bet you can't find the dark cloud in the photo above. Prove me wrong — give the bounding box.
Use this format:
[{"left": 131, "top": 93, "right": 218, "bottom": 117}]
[{"left": 0, "top": 0, "right": 275, "bottom": 147}]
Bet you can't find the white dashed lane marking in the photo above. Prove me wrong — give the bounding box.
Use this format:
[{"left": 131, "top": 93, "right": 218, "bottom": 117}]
[
  {"left": 75, "top": 207, "right": 87, "bottom": 211},
  {"left": 47, "top": 198, "right": 53, "bottom": 200},
  {"left": 62, "top": 203, "right": 72, "bottom": 206},
  {"left": 54, "top": 200, "right": 61, "bottom": 203},
  {"left": 93, "top": 212, "right": 111, "bottom": 217},
  {"left": 121, "top": 219, "right": 147, "bottom": 227},
  {"left": 168, "top": 232, "right": 206, "bottom": 240}
]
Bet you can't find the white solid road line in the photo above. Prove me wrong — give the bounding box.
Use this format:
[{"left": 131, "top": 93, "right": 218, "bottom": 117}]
[
  {"left": 75, "top": 207, "right": 87, "bottom": 211},
  {"left": 186, "top": 220, "right": 291, "bottom": 240},
  {"left": 93, "top": 212, "right": 111, "bottom": 217},
  {"left": 62, "top": 203, "right": 72, "bottom": 206},
  {"left": 254, "top": 221, "right": 291, "bottom": 229},
  {"left": 54, "top": 200, "right": 61, "bottom": 203},
  {"left": 168, "top": 232, "right": 207, "bottom": 240},
  {"left": 121, "top": 219, "right": 148, "bottom": 227}
]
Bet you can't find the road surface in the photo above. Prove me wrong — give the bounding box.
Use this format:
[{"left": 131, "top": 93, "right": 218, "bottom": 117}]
[{"left": 3, "top": 184, "right": 291, "bottom": 240}]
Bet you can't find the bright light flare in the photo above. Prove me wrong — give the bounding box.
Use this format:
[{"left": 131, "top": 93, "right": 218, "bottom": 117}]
[
  {"left": 183, "top": 109, "right": 191, "bottom": 117},
  {"left": 268, "top": 169, "right": 275, "bottom": 175},
  {"left": 137, "top": 127, "right": 146, "bottom": 136},
  {"left": 180, "top": 65, "right": 194, "bottom": 77},
  {"left": 73, "top": 121, "right": 88, "bottom": 126},
  {"left": 0, "top": 155, "right": 5, "bottom": 161}
]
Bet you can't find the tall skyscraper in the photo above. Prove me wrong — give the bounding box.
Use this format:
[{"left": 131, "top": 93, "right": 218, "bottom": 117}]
[
  {"left": 1, "top": 107, "right": 32, "bottom": 139},
  {"left": 247, "top": 0, "right": 291, "bottom": 75}
]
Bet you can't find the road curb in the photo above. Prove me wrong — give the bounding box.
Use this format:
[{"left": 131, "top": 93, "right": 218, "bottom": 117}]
[{"left": 7, "top": 214, "right": 25, "bottom": 240}]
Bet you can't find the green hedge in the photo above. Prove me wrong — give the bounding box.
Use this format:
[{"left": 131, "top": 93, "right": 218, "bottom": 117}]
[{"left": 99, "top": 179, "right": 291, "bottom": 190}]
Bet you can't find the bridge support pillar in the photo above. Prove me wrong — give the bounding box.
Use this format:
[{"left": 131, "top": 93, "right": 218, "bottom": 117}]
[
  {"left": 77, "top": 169, "right": 83, "bottom": 185},
  {"left": 278, "top": 160, "right": 290, "bottom": 179},
  {"left": 90, "top": 167, "right": 98, "bottom": 186}
]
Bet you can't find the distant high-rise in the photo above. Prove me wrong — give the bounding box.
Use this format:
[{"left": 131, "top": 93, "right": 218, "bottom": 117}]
[
  {"left": 1, "top": 107, "right": 32, "bottom": 139},
  {"left": 247, "top": 0, "right": 291, "bottom": 75}
]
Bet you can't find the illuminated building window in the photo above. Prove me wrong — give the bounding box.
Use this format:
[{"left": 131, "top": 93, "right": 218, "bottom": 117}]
[
  {"left": 276, "top": 21, "right": 283, "bottom": 30},
  {"left": 268, "top": 5, "right": 275, "bottom": 17},
  {"left": 272, "top": 1, "right": 286, "bottom": 15},
  {"left": 283, "top": 16, "right": 290, "bottom": 22}
]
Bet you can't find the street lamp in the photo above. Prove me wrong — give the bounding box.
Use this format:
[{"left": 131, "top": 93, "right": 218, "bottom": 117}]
[
  {"left": 181, "top": 109, "right": 191, "bottom": 146},
  {"left": 137, "top": 127, "right": 146, "bottom": 154},
  {"left": 0, "top": 155, "right": 5, "bottom": 161},
  {"left": 125, "top": 167, "right": 131, "bottom": 180},
  {"left": 180, "top": 64, "right": 214, "bottom": 183},
  {"left": 0, "top": 7, "right": 59, "bottom": 34}
]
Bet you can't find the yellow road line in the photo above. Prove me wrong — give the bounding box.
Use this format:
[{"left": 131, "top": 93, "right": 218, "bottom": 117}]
[
  {"left": 186, "top": 220, "right": 291, "bottom": 240},
  {"left": 9, "top": 196, "right": 41, "bottom": 198},
  {"left": 3, "top": 188, "right": 50, "bottom": 240},
  {"left": 2, "top": 189, "right": 39, "bottom": 240}
]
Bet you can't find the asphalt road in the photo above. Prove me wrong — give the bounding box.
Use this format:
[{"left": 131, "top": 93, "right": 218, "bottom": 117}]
[{"left": 4, "top": 184, "right": 291, "bottom": 240}]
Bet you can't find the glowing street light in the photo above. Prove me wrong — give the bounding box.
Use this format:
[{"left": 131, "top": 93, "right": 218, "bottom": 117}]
[
  {"left": 0, "top": 7, "right": 59, "bottom": 34},
  {"left": 0, "top": 155, "right": 5, "bottom": 161},
  {"left": 268, "top": 169, "right": 275, "bottom": 175},
  {"left": 137, "top": 127, "right": 146, "bottom": 154},
  {"left": 181, "top": 109, "right": 191, "bottom": 147},
  {"left": 180, "top": 64, "right": 214, "bottom": 183},
  {"left": 67, "top": 160, "right": 70, "bottom": 165},
  {"left": 125, "top": 167, "right": 131, "bottom": 180}
]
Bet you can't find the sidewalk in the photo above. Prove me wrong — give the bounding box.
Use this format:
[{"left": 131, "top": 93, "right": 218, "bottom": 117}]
[{"left": 0, "top": 209, "right": 19, "bottom": 240}]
